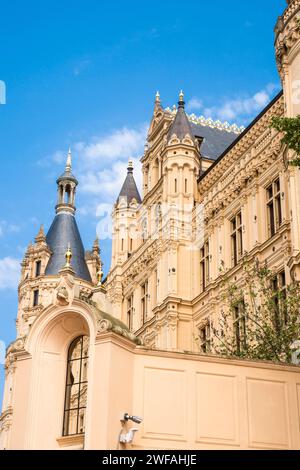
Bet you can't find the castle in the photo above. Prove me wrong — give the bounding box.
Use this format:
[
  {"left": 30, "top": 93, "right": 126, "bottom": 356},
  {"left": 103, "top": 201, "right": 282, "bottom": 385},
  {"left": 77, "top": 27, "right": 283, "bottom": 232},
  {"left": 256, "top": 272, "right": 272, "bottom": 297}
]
[{"left": 1, "top": 0, "right": 300, "bottom": 450}]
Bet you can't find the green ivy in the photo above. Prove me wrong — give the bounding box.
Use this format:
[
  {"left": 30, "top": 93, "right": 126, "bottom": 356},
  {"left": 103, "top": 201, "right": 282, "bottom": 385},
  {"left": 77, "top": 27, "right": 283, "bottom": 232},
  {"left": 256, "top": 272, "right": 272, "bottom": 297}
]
[{"left": 271, "top": 116, "right": 300, "bottom": 166}]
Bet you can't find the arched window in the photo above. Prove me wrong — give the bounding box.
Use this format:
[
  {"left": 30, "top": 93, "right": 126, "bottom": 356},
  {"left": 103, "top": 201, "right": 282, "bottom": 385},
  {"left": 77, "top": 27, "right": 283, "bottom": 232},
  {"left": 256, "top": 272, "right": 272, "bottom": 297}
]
[{"left": 63, "top": 336, "right": 89, "bottom": 436}]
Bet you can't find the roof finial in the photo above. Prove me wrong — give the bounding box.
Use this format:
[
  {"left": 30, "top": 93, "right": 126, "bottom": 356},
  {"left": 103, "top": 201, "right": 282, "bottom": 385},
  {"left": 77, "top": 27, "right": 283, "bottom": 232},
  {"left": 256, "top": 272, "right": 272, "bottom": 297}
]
[
  {"left": 155, "top": 91, "right": 161, "bottom": 103},
  {"left": 65, "top": 242, "right": 72, "bottom": 268},
  {"left": 65, "top": 148, "right": 72, "bottom": 173},
  {"left": 127, "top": 160, "right": 134, "bottom": 173},
  {"left": 178, "top": 90, "right": 185, "bottom": 108}
]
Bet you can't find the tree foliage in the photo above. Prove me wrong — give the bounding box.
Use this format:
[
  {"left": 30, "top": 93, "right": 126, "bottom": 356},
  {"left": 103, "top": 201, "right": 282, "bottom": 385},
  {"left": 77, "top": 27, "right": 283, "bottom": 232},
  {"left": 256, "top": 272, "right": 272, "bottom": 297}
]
[
  {"left": 271, "top": 115, "right": 300, "bottom": 166},
  {"left": 211, "top": 262, "right": 300, "bottom": 364}
]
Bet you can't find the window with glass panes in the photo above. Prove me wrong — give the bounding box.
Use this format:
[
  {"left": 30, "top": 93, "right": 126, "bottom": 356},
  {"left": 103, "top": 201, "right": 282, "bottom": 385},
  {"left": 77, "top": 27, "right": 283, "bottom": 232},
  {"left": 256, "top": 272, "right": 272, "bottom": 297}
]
[
  {"left": 267, "top": 178, "right": 282, "bottom": 238},
  {"left": 141, "top": 281, "right": 148, "bottom": 324},
  {"left": 127, "top": 294, "right": 134, "bottom": 330},
  {"left": 272, "top": 270, "right": 287, "bottom": 332},
  {"left": 63, "top": 336, "right": 89, "bottom": 436},
  {"left": 233, "top": 302, "right": 246, "bottom": 354},
  {"left": 199, "top": 322, "right": 211, "bottom": 353},
  {"left": 200, "top": 241, "right": 210, "bottom": 292},
  {"left": 231, "top": 212, "right": 243, "bottom": 267}
]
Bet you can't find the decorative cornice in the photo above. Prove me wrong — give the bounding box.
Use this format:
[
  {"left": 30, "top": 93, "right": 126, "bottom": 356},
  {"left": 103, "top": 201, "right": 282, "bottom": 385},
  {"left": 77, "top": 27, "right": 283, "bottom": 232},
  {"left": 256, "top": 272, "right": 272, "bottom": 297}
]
[{"left": 165, "top": 107, "right": 245, "bottom": 134}]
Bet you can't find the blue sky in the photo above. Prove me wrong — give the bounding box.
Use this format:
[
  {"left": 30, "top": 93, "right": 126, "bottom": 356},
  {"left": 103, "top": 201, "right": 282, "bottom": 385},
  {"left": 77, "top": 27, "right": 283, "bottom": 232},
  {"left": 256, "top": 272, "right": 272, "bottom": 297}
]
[{"left": 0, "top": 0, "right": 287, "bottom": 404}]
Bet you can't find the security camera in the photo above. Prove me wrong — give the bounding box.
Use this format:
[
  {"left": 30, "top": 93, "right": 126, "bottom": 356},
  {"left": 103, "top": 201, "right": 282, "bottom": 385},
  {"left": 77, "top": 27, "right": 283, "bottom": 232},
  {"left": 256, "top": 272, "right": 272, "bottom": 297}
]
[{"left": 124, "top": 413, "right": 143, "bottom": 424}]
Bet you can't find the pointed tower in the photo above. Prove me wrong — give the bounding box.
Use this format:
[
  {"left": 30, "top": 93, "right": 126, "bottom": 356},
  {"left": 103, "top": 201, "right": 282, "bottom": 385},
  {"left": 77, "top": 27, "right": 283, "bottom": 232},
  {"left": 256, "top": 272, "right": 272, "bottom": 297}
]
[
  {"left": 163, "top": 91, "right": 201, "bottom": 208},
  {"left": 111, "top": 160, "right": 141, "bottom": 269},
  {"left": 45, "top": 150, "right": 92, "bottom": 282}
]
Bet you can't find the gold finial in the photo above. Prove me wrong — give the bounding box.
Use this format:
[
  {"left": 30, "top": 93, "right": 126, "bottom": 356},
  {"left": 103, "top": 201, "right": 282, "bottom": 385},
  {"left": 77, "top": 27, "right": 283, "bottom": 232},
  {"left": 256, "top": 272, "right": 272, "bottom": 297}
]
[
  {"left": 179, "top": 90, "right": 184, "bottom": 102},
  {"left": 96, "top": 262, "right": 104, "bottom": 286},
  {"left": 155, "top": 91, "right": 161, "bottom": 103},
  {"left": 65, "top": 148, "right": 72, "bottom": 173},
  {"left": 65, "top": 243, "right": 72, "bottom": 268}
]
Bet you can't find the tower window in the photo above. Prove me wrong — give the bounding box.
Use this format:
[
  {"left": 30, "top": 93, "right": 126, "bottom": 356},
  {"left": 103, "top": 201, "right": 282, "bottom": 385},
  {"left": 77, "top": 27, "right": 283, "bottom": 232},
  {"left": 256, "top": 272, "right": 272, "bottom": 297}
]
[
  {"left": 174, "top": 178, "right": 178, "bottom": 193},
  {"left": 33, "top": 290, "right": 39, "bottom": 307},
  {"left": 63, "top": 336, "right": 89, "bottom": 437},
  {"left": 200, "top": 241, "right": 210, "bottom": 292},
  {"left": 35, "top": 260, "right": 41, "bottom": 277},
  {"left": 127, "top": 295, "right": 134, "bottom": 330},
  {"left": 185, "top": 178, "right": 188, "bottom": 194},
  {"left": 121, "top": 239, "right": 124, "bottom": 252},
  {"left": 231, "top": 212, "right": 243, "bottom": 267},
  {"left": 267, "top": 178, "right": 282, "bottom": 238},
  {"left": 141, "top": 281, "right": 148, "bottom": 324}
]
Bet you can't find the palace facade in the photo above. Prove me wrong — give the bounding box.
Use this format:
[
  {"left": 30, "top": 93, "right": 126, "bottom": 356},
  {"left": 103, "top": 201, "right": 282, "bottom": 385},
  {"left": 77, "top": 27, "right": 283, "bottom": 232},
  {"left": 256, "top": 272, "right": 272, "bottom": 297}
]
[{"left": 1, "top": 0, "right": 300, "bottom": 451}]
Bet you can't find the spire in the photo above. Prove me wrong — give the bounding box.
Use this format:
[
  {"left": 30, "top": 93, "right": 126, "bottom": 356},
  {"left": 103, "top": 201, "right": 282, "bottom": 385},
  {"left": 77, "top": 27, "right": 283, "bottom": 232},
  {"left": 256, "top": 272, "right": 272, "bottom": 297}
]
[
  {"left": 65, "top": 148, "right": 72, "bottom": 173},
  {"left": 155, "top": 91, "right": 161, "bottom": 109},
  {"left": 35, "top": 224, "right": 46, "bottom": 244},
  {"left": 44, "top": 149, "right": 92, "bottom": 283},
  {"left": 179, "top": 90, "right": 184, "bottom": 107},
  {"left": 93, "top": 237, "right": 100, "bottom": 256},
  {"left": 116, "top": 160, "right": 142, "bottom": 206},
  {"left": 56, "top": 149, "right": 78, "bottom": 215},
  {"left": 167, "top": 91, "right": 194, "bottom": 142}
]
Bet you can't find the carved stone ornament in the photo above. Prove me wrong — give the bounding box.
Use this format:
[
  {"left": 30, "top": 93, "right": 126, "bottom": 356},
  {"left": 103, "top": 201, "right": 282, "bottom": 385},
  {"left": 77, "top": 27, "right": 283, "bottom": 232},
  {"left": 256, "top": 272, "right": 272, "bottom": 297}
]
[
  {"left": 56, "top": 286, "right": 69, "bottom": 305},
  {"left": 98, "top": 319, "right": 113, "bottom": 333}
]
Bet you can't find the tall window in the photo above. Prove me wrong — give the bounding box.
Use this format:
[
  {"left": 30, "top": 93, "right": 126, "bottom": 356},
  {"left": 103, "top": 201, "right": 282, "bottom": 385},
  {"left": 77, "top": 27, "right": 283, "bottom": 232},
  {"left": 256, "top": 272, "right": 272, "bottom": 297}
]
[
  {"left": 127, "top": 295, "right": 134, "bottom": 330},
  {"left": 141, "top": 281, "right": 148, "bottom": 323},
  {"left": 199, "top": 322, "right": 211, "bottom": 353},
  {"left": 272, "top": 271, "right": 287, "bottom": 332},
  {"left": 33, "top": 289, "right": 39, "bottom": 307},
  {"left": 267, "top": 178, "right": 282, "bottom": 238},
  {"left": 200, "top": 241, "right": 210, "bottom": 292},
  {"left": 63, "top": 336, "right": 89, "bottom": 436},
  {"left": 231, "top": 212, "right": 243, "bottom": 267},
  {"left": 233, "top": 302, "right": 246, "bottom": 355},
  {"left": 174, "top": 178, "right": 178, "bottom": 193},
  {"left": 35, "top": 260, "right": 41, "bottom": 277}
]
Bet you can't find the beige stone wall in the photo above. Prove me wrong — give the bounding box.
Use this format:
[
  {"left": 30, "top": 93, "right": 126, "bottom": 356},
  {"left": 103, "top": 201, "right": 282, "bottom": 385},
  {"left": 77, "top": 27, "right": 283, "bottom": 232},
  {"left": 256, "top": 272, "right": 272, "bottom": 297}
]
[{"left": 2, "top": 331, "right": 300, "bottom": 450}]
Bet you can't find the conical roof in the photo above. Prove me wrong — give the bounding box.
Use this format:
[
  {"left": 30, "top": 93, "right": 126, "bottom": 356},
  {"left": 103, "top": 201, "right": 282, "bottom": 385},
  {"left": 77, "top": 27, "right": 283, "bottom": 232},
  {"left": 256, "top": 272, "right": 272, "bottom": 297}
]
[
  {"left": 45, "top": 213, "right": 92, "bottom": 282},
  {"left": 117, "top": 161, "right": 141, "bottom": 205},
  {"left": 45, "top": 150, "right": 91, "bottom": 282},
  {"left": 168, "top": 91, "right": 195, "bottom": 142}
]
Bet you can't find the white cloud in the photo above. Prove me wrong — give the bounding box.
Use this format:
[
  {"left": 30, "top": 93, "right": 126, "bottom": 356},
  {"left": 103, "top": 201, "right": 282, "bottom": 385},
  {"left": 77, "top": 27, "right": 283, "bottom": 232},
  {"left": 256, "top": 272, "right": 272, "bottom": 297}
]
[
  {"left": 186, "top": 97, "right": 203, "bottom": 112},
  {"left": 47, "top": 126, "right": 146, "bottom": 215},
  {"left": 74, "top": 126, "right": 147, "bottom": 168},
  {"left": 0, "top": 257, "right": 20, "bottom": 290},
  {"left": 202, "top": 83, "right": 280, "bottom": 123},
  {"left": 0, "top": 221, "right": 20, "bottom": 237}
]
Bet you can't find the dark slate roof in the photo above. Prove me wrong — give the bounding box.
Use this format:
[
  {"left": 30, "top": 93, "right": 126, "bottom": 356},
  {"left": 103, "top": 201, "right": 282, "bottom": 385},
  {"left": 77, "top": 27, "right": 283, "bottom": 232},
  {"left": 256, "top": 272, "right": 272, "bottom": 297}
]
[
  {"left": 45, "top": 213, "right": 92, "bottom": 282},
  {"left": 117, "top": 168, "right": 142, "bottom": 205},
  {"left": 167, "top": 102, "right": 195, "bottom": 141},
  {"left": 57, "top": 170, "right": 78, "bottom": 185},
  {"left": 191, "top": 123, "right": 238, "bottom": 161}
]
